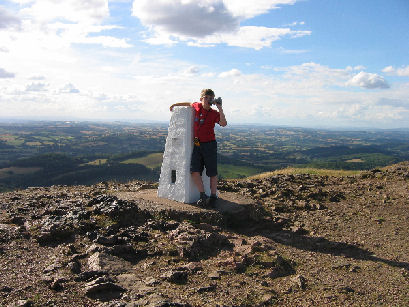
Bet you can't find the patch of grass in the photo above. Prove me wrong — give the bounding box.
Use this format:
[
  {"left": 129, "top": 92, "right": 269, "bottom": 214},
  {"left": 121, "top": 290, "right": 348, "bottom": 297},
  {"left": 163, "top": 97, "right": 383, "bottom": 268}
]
[
  {"left": 346, "top": 158, "right": 365, "bottom": 163},
  {"left": 121, "top": 153, "right": 163, "bottom": 169},
  {"left": 0, "top": 166, "right": 42, "bottom": 179},
  {"left": 218, "top": 164, "right": 262, "bottom": 179},
  {"left": 86, "top": 159, "right": 108, "bottom": 166},
  {"left": 93, "top": 214, "right": 117, "bottom": 228},
  {"left": 248, "top": 167, "right": 362, "bottom": 179}
]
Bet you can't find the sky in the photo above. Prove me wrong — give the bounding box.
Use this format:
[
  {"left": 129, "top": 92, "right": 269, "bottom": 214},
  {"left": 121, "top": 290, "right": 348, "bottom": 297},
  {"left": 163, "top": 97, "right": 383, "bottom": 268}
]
[{"left": 0, "top": 0, "right": 408, "bottom": 128}]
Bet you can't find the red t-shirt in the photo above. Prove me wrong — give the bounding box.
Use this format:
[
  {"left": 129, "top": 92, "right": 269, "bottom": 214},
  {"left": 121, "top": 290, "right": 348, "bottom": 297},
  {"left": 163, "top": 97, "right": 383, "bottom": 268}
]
[{"left": 192, "top": 102, "right": 220, "bottom": 142}]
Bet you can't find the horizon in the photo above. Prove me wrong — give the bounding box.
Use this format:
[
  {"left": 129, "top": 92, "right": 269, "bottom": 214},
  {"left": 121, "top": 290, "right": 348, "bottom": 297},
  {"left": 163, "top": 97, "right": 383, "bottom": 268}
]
[
  {"left": 1, "top": 0, "right": 408, "bottom": 129},
  {"left": 1, "top": 117, "right": 409, "bottom": 132}
]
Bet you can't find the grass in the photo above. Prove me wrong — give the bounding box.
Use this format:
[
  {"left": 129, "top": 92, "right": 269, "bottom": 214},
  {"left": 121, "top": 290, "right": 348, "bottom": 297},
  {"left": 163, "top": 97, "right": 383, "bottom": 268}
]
[
  {"left": 0, "top": 167, "right": 42, "bottom": 179},
  {"left": 86, "top": 159, "right": 108, "bottom": 166},
  {"left": 121, "top": 152, "right": 163, "bottom": 169},
  {"left": 218, "top": 164, "right": 262, "bottom": 179},
  {"left": 248, "top": 167, "right": 362, "bottom": 179}
]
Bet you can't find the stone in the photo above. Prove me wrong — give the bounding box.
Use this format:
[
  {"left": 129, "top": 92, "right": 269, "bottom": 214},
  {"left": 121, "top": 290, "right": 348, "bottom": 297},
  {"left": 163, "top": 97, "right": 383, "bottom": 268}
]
[
  {"left": 168, "top": 222, "right": 230, "bottom": 260},
  {"left": 197, "top": 284, "right": 216, "bottom": 293},
  {"left": 50, "top": 277, "right": 67, "bottom": 291},
  {"left": 84, "top": 278, "right": 126, "bottom": 301},
  {"left": 158, "top": 106, "right": 211, "bottom": 203},
  {"left": 1, "top": 285, "right": 13, "bottom": 293},
  {"left": 208, "top": 271, "right": 221, "bottom": 280},
  {"left": 74, "top": 270, "right": 107, "bottom": 282},
  {"left": 160, "top": 270, "right": 188, "bottom": 284},
  {"left": 14, "top": 300, "right": 34, "bottom": 307},
  {"left": 292, "top": 274, "right": 306, "bottom": 290},
  {"left": 67, "top": 261, "right": 81, "bottom": 274},
  {"left": 144, "top": 277, "right": 160, "bottom": 286}
]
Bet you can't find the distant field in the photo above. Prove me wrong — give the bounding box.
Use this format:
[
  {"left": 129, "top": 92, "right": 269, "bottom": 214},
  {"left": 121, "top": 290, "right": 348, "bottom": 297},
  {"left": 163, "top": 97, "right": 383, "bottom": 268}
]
[
  {"left": 218, "top": 164, "right": 262, "bottom": 179},
  {"left": 85, "top": 159, "right": 108, "bottom": 166},
  {"left": 346, "top": 158, "right": 364, "bottom": 163},
  {"left": 0, "top": 167, "right": 42, "bottom": 179},
  {"left": 121, "top": 153, "right": 163, "bottom": 169}
]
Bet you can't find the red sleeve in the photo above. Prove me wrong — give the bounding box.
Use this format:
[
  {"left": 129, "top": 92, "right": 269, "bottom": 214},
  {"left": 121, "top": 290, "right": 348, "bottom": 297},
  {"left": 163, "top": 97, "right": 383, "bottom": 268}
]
[{"left": 192, "top": 102, "right": 201, "bottom": 112}]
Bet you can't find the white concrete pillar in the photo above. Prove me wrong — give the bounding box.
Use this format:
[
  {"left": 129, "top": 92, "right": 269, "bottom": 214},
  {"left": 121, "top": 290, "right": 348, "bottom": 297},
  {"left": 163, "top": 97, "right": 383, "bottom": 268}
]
[{"left": 158, "top": 106, "right": 210, "bottom": 203}]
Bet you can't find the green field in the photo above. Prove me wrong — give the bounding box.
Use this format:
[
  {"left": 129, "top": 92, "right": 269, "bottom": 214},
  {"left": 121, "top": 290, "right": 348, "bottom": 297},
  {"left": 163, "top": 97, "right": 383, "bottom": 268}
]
[
  {"left": 121, "top": 153, "right": 163, "bottom": 169},
  {"left": 0, "top": 167, "right": 42, "bottom": 179},
  {"left": 218, "top": 164, "right": 262, "bottom": 179}
]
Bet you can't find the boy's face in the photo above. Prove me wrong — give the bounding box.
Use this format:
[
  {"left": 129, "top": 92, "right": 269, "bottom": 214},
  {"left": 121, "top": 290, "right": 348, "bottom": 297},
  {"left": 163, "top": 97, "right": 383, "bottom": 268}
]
[{"left": 201, "top": 94, "right": 214, "bottom": 108}]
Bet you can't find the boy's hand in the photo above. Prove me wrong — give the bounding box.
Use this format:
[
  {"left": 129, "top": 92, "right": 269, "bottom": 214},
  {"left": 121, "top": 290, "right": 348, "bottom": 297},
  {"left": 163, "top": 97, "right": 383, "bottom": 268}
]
[{"left": 215, "top": 98, "right": 223, "bottom": 110}]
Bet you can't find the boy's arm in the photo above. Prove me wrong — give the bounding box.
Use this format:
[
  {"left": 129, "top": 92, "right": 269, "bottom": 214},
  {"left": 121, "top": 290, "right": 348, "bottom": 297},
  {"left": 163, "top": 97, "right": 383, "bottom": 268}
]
[
  {"left": 170, "top": 102, "right": 192, "bottom": 112},
  {"left": 217, "top": 105, "right": 227, "bottom": 127}
]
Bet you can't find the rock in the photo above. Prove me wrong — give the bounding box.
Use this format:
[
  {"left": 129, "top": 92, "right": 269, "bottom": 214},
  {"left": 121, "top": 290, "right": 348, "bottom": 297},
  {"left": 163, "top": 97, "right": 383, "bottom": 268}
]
[
  {"left": 88, "top": 252, "right": 117, "bottom": 271},
  {"left": 292, "top": 274, "right": 306, "bottom": 290},
  {"left": 168, "top": 222, "right": 230, "bottom": 260},
  {"left": 84, "top": 277, "right": 126, "bottom": 301},
  {"left": 74, "top": 270, "right": 108, "bottom": 282},
  {"left": 182, "top": 262, "right": 203, "bottom": 273},
  {"left": 1, "top": 285, "right": 13, "bottom": 293},
  {"left": 337, "top": 286, "right": 355, "bottom": 294},
  {"left": 49, "top": 277, "right": 67, "bottom": 291},
  {"left": 160, "top": 270, "right": 188, "bottom": 284},
  {"left": 96, "top": 235, "right": 118, "bottom": 246},
  {"left": 208, "top": 271, "right": 221, "bottom": 280},
  {"left": 197, "top": 284, "right": 216, "bottom": 293},
  {"left": 107, "top": 244, "right": 147, "bottom": 262},
  {"left": 67, "top": 261, "right": 81, "bottom": 274},
  {"left": 89, "top": 195, "right": 150, "bottom": 227},
  {"left": 31, "top": 216, "right": 75, "bottom": 245},
  {"left": 144, "top": 277, "right": 160, "bottom": 286},
  {"left": 13, "top": 300, "right": 34, "bottom": 307},
  {"left": 265, "top": 255, "right": 295, "bottom": 279},
  {"left": 260, "top": 293, "right": 276, "bottom": 305}
]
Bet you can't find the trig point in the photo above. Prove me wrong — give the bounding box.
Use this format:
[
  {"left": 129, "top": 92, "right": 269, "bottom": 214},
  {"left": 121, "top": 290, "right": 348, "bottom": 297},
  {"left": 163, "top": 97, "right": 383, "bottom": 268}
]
[{"left": 158, "top": 106, "right": 210, "bottom": 203}]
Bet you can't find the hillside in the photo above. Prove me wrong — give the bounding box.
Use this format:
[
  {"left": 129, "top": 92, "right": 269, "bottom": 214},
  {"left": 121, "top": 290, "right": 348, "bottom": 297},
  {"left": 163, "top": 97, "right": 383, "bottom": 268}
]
[{"left": 1, "top": 162, "right": 408, "bottom": 306}]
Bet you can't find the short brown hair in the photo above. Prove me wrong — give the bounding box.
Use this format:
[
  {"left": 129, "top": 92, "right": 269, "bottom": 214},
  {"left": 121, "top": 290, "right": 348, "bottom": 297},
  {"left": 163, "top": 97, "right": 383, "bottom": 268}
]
[{"left": 200, "top": 88, "right": 215, "bottom": 99}]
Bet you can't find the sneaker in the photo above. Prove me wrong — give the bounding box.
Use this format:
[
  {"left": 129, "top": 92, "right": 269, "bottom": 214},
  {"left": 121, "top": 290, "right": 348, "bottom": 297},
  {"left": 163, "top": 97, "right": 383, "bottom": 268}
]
[
  {"left": 196, "top": 194, "right": 208, "bottom": 206},
  {"left": 206, "top": 196, "right": 217, "bottom": 208}
]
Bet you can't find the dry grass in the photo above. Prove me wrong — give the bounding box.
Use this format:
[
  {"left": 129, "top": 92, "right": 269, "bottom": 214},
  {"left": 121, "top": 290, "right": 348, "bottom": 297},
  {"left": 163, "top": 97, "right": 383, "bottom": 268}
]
[{"left": 247, "top": 167, "right": 362, "bottom": 179}]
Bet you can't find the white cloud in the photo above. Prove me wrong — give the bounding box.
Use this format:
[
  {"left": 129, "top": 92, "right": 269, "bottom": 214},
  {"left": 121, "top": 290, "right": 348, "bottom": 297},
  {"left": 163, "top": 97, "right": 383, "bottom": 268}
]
[
  {"left": 18, "top": 0, "right": 109, "bottom": 24},
  {"left": 0, "top": 6, "right": 21, "bottom": 30},
  {"left": 184, "top": 66, "right": 200, "bottom": 75},
  {"left": 219, "top": 68, "right": 241, "bottom": 78},
  {"left": 29, "top": 75, "right": 46, "bottom": 80},
  {"left": 346, "top": 71, "right": 390, "bottom": 89},
  {"left": 132, "top": 0, "right": 239, "bottom": 37},
  {"left": 223, "top": 0, "right": 297, "bottom": 19},
  {"left": 284, "top": 21, "right": 305, "bottom": 27},
  {"left": 25, "top": 82, "right": 48, "bottom": 92},
  {"left": 0, "top": 68, "right": 15, "bottom": 78},
  {"left": 192, "top": 26, "right": 310, "bottom": 50},
  {"left": 132, "top": 0, "right": 309, "bottom": 49},
  {"left": 382, "top": 65, "right": 409, "bottom": 77},
  {"left": 60, "top": 83, "right": 80, "bottom": 94}
]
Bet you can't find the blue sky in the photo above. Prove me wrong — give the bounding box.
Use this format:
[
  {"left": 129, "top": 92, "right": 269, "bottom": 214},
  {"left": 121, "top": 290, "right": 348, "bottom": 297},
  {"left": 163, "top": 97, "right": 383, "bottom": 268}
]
[{"left": 0, "top": 0, "right": 408, "bottom": 128}]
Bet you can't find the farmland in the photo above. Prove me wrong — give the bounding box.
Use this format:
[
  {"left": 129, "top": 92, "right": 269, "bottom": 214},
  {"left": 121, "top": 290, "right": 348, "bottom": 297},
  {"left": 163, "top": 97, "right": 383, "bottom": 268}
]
[{"left": 1, "top": 120, "right": 409, "bottom": 191}]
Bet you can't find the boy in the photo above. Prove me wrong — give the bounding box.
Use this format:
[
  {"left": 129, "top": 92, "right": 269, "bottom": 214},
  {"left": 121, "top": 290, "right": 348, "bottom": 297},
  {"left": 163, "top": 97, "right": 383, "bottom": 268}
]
[{"left": 170, "top": 89, "right": 227, "bottom": 207}]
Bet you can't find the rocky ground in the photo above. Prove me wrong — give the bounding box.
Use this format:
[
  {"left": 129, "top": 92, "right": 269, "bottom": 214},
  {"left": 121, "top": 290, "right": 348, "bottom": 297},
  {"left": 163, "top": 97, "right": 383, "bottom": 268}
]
[{"left": 1, "top": 162, "right": 409, "bottom": 307}]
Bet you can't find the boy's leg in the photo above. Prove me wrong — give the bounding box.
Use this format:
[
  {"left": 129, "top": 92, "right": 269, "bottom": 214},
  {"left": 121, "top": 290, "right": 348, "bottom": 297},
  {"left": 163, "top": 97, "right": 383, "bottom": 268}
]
[
  {"left": 190, "top": 145, "right": 207, "bottom": 205},
  {"left": 210, "top": 175, "right": 218, "bottom": 195},
  {"left": 191, "top": 171, "right": 205, "bottom": 193}
]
